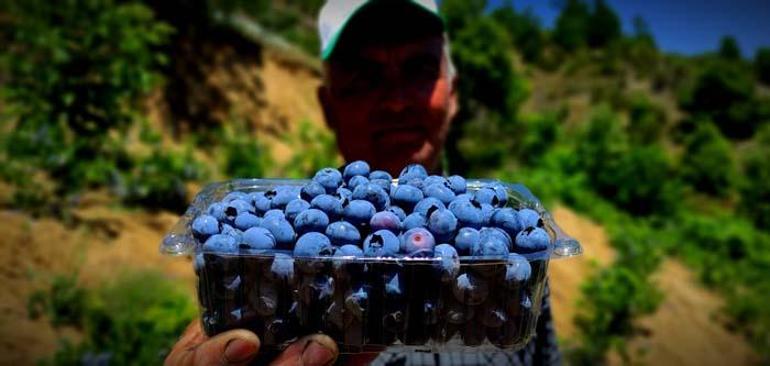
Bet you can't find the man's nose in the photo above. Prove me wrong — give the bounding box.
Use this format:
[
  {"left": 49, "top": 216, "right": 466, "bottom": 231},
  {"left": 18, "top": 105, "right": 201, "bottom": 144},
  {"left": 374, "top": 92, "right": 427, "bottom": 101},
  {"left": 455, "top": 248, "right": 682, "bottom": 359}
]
[{"left": 380, "top": 71, "right": 409, "bottom": 112}]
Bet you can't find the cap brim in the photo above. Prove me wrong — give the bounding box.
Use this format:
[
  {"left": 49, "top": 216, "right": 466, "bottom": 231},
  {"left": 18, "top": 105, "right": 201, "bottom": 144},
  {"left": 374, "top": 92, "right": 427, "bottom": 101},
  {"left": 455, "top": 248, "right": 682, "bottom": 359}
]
[{"left": 321, "top": 0, "right": 444, "bottom": 61}]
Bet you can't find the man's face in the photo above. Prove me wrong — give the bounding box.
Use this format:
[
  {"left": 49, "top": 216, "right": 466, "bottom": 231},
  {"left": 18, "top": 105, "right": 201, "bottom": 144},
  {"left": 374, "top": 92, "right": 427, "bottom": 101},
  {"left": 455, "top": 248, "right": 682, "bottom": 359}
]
[{"left": 319, "top": 35, "right": 457, "bottom": 175}]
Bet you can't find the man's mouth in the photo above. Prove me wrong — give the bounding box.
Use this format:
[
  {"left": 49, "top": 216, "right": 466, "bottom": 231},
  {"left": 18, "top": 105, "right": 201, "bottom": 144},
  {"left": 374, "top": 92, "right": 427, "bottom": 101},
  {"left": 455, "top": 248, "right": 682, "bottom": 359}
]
[{"left": 372, "top": 127, "right": 426, "bottom": 151}]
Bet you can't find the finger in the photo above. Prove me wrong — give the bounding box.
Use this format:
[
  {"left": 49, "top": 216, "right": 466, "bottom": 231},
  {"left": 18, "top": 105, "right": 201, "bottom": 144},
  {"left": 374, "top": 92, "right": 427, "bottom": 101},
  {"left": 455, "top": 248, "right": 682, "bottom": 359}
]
[
  {"left": 165, "top": 324, "right": 260, "bottom": 366},
  {"left": 269, "top": 334, "right": 338, "bottom": 366}
]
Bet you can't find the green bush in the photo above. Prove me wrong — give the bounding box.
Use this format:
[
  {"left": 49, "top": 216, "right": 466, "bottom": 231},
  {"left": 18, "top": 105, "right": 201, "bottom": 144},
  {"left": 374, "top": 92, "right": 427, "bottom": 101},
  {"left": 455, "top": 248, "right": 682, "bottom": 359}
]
[
  {"left": 0, "top": 0, "right": 172, "bottom": 211},
  {"left": 680, "top": 61, "right": 760, "bottom": 139},
  {"left": 740, "top": 126, "right": 770, "bottom": 230},
  {"left": 217, "top": 122, "right": 270, "bottom": 179},
  {"left": 30, "top": 271, "right": 196, "bottom": 366},
  {"left": 679, "top": 120, "right": 736, "bottom": 197},
  {"left": 718, "top": 35, "right": 742, "bottom": 60},
  {"left": 756, "top": 48, "right": 770, "bottom": 85},
  {"left": 491, "top": 4, "right": 546, "bottom": 63},
  {"left": 626, "top": 93, "right": 666, "bottom": 145},
  {"left": 553, "top": 0, "right": 590, "bottom": 52}
]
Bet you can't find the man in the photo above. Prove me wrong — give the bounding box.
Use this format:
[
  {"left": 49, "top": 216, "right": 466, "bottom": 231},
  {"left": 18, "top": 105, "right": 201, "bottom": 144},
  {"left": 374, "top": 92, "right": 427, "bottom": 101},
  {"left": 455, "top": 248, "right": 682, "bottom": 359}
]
[{"left": 165, "top": 1, "right": 560, "bottom": 365}]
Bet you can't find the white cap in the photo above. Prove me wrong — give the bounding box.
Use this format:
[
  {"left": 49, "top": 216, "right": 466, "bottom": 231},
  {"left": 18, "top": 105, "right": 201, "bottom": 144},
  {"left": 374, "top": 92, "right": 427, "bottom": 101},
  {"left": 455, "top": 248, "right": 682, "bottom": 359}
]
[{"left": 318, "top": 0, "right": 442, "bottom": 60}]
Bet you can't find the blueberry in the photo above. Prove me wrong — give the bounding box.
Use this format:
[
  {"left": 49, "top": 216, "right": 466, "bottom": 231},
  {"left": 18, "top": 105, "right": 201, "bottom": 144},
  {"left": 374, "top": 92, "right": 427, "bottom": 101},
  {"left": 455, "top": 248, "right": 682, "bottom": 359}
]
[
  {"left": 369, "top": 211, "right": 402, "bottom": 233},
  {"left": 202, "top": 234, "right": 237, "bottom": 253},
  {"left": 224, "top": 199, "right": 253, "bottom": 220},
  {"left": 294, "top": 232, "right": 334, "bottom": 257},
  {"left": 390, "top": 184, "right": 423, "bottom": 210},
  {"left": 490, "top": 183, "right": 509, "bottom": 207},
  {"left": 233, "top": 212, "right": 261, "bottom": 231},
  {"left": 434, "top": 243, "right": 460, "bottom": 281},
  {"left": 491, "top": 208, "right": 522, "bottom": 237},
  {"left": 369, "top": 178, "right": 392, "bottom": 192},
  {"left": 384, "top": 272, "right": 403, "bottom": 297},
  {"left": 300, "top": 181, "right": 326, "bottom": 202},
  {"left": 427, "top": 209, "right": 458, "bottom": 243},
  {"left": 481, "top": 306, "right": 507, "bottom": 328},
  {"left": 313, "top": 167, "right": 343, "bottom": 194},
  {"left": 517, "top": 208, "right": 542, "bottom": 229},
  {"left": 347, "top": 175, "right": 369, "bottom": 191},
  {"left": 343, "top": 200, "right": 376, "bottom": 227},
  {"left": 454, "top": 193, "right": 473, "bottom": 202},
  {"left": 447, "top": 175, "right": 467, "bottom": 194},
  {"left": 449, "top": 199, "right": 483, "bottom": 229},
  {"left": 241, "top": 227, "right": 276, "bottom": 250},
  {"left": 248, "top": 192, "right": 272, "bottom": 214},
  {"left": 423, "top": 183, "right": 456, "bottom": 205},
  {"left": 284, "top": 199, "right": 311, "bottom": 223},
  {"left": 335, "top": 187, "right": 353, "bottom": 201},
  {"left": 398, "top": 163, "right": 428, "bottom": 182},
  {"left": 452, "top": 272, "right": 489, "bottom": 305},
  {"left": 263, "top": 209, "right": 285, "bottom": 221},
  {"left": 269, "top": 186, "right": 300, "bottom": 209},
  {"left": 403, "top": 178, "right": 424, "bottom": 190},
  {"left": 402, "top": 212, "right": 427, "bottom": 231},
  {"left": 363, "top": 230, "right": 400, "bottom": 257},
  {"left": 270, "top": 254, "right": 295, "bottom": 281},
  {"left": 345, "top": 286, "right": 369, "bottom": 320},
  {"left": 446, "top": 301, "right": 475, "bottom": 324},
  {"left": 325, "top": 221, "right": 361, "bottom": 246},
  {"left": 514, "top": 227, "right": 550, "bottom": 254},
  {"left": 386, "top": 206, "right": 407, "bottom": 221},
  {"left": 343, "top": 160, "right": 370, "bottom": 182},
  {"left": 368, "top": 170, "right": 392, "bottom": 181},
  {"left": 192, "top": 214, "right": 220, "bottom": 241},
  {"left": 479, "top": 227, "right": 512, "bottom": 249},
  {"left": 472, "top": 231, "right": 510, "bottom": 258},
  {"left": 480, "top": 203, "right": 495, "bottom": 226},
  {"left": 206, "top": 202, "right": 227, "bottom": 222},
  {"left": 413, "top": 197, "right": 446, "bottom": 217},
  {"left": 401, "top": 227, "right": 436, "bottom": 256},
  {"left": 423, "top": 175, "right": 447, "bottom": 187},
  {"left": 220, "top": 224, "right": 243, "bottom": 243},
  {"left": 454, "top": 227, "right": 480, "bottom": 255},
  {"left": 260, "top": 216, "right": 296, "bottom": 248},
  {"left": 352, "top": 183, "right": 390, "bottom": 211},
  {"left": 223, "top": 191, "right": 249, "bottom": 202},
  {"left": 311, "top": 194, "right": 344, "bottom": 221},
  {"left": 334, "top": 244, "right": 364, "bottom": 257},
  {"left": 294, "top": 209, "right": 330, "bottom": 235},
  {"left": 473, "top": 187, "right": 500, "bottom": 207},
  {"left": 505, "top": 253, "right": 532, "bottom": 285}
]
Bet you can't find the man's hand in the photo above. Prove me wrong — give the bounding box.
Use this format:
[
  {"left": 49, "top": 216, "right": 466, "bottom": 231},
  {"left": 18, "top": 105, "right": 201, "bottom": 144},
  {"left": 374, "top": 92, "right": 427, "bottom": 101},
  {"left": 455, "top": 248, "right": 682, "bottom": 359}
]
[{"left": 165, "top": 320, "right": 339, "bottom": 366}]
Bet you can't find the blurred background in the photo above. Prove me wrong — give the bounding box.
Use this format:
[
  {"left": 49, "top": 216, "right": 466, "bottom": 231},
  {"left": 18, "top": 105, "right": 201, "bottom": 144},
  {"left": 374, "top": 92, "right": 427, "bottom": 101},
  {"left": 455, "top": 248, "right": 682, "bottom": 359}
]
[{"left": 0, "top": 0, "right": 768, "bottom": 364}]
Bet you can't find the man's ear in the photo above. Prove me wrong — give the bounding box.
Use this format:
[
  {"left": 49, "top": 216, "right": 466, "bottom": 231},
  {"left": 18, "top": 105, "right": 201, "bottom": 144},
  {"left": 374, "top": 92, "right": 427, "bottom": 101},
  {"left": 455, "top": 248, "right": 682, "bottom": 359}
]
[{"left": 317, "top": 85, "right": 338, "bottom": 132}]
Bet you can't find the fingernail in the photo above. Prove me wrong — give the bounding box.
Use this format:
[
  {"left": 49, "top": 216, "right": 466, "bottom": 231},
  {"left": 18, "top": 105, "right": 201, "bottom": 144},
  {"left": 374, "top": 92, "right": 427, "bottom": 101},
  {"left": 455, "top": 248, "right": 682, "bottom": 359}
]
[
  {"left": 301, "top": 340, "right": 336, "bottom": 366},
  {"left": 224, "top": 338, "right": 258, "bottom": 364}
]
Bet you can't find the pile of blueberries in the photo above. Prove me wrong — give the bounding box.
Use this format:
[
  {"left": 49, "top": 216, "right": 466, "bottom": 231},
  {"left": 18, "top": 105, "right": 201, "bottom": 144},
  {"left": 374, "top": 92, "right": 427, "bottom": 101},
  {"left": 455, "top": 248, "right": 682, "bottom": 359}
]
[{"left": 191, "top": 162, "right": 551, "bottom": 351}]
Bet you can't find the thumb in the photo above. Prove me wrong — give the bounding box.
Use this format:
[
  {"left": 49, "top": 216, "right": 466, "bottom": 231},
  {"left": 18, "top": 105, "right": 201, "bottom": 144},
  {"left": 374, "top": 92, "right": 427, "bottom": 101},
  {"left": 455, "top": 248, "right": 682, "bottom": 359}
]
[
  {"left": 166, "top": 326, "right": 260, "bottom": 366},
  {"left": 269, "top": 334, "right": 339, "bottom": 366}
]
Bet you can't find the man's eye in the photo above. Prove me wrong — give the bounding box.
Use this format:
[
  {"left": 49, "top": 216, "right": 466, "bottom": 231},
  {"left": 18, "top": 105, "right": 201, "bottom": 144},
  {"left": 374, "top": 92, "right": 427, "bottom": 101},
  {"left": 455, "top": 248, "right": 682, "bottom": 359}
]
[{"left": 405, "top": 58, "right": 440, "bottom": 80}]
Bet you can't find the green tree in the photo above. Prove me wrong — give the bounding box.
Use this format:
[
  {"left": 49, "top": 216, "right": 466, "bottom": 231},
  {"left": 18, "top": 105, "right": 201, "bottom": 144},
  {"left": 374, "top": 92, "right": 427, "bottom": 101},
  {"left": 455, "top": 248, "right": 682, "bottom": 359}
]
[
  {"left": 553, "top": 0, "right": 590, "bottom": 51},
  {"left": 491, "top": 3, "right": 546, "bottom": 63},
  {"left": 681, "top": 62, "right": 759, "bottom": 139},
  {"left": 741, "top": 126, "right": 770, "bottom": 230},
  {"left": 626, "top": 93, "right": 666, "bottom": 145},
  {"left": 587, "top": 0, "right": 621, "bottom": 48},
  {"left": 631, "top": 15, "right": 656, "bottom": 48},
  {"left": 718, "top": 35, "right": 742, "bottom": 60},
  {"left": 755, "top": 47, "right": 770, "bottom": 85},
  {"left": 680, "top": 120, "right": 736, "bottom": 197}
]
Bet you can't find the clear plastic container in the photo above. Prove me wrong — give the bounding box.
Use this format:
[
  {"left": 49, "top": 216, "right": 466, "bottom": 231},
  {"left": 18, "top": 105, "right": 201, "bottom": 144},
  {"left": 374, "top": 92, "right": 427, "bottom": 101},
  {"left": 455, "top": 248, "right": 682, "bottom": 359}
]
[{"left": 161, "top": 179, "right": 581, "bottom": 353}]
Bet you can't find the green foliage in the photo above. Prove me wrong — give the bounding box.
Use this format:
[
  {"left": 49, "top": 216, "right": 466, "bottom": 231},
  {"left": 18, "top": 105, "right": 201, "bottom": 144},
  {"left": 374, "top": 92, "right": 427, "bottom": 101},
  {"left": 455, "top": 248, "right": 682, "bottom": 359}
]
[
  {"left": 740, "top": 126, "right": 770, "bottom": 230},
  {"left": 278, "top": 120, "right": 341, "bottom": 179},
  {"left": 587, "top": 0, "right": 622, "bottom": 49},
  {"left": 755, "top": 48, "right": 770, "bottom": 86},
  {"left": 516, "top": 111, "right": 563, "bottom": 166},
  {"left": 553, "top": 0, "right": 591, "bottom": 52},
  {"left": 680, "top": 61, "right": 760, "bottom": 139},
  {"left": 217, "top": 122, "right": 270, "bottom": 179},
  {"left": 121, "top": 146, "right": 206, "bottom": 213},
  {"left": 0, "top": 0, "right": 174, "bottom": 212},
  {"left": 31, "top": 271, "right": 196, "bottom": 366},
  {"left": 491, "top": 4, "right": 546, "bottom": 63},
  {"left": 718, "top": 35, "right": 742, "bottom": 60},
  {"left": 680, "top": 120, "right": 736, "bottom": 197},
  {"left": 626, "top": 93, "right": 666, "bottom": 144}
]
